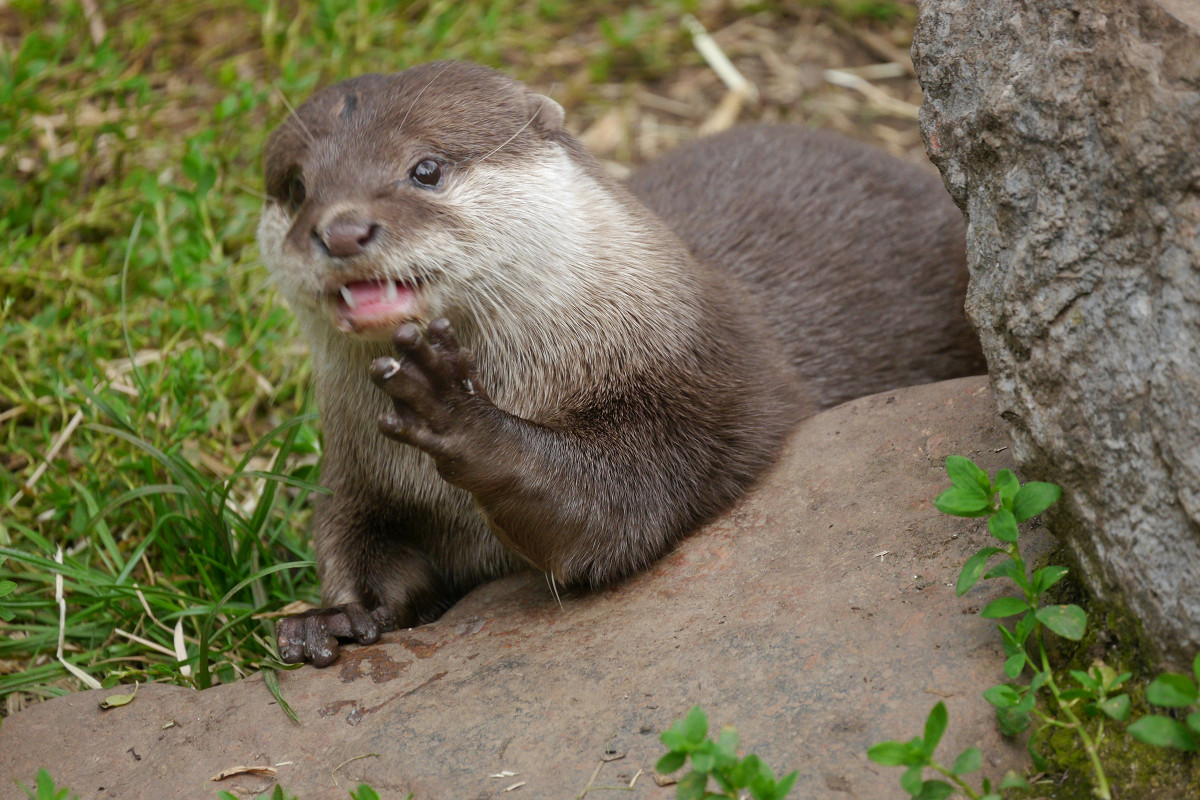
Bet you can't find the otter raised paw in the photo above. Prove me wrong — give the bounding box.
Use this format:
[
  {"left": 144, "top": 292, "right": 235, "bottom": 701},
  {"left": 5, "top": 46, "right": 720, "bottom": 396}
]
[{"left": 369, "top": 318, "right": 502, "bottom": 489}]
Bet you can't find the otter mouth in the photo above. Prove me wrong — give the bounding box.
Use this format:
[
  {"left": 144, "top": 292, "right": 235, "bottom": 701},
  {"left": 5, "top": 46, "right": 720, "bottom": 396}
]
[{"left": 328, "top": 277, "right": 425, "bottom": 335}]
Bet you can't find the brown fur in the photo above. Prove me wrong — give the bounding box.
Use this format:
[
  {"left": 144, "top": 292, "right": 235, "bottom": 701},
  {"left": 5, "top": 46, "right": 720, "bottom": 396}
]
[{"left": 259, "top": 61, "right": 982, "bottom": 665}]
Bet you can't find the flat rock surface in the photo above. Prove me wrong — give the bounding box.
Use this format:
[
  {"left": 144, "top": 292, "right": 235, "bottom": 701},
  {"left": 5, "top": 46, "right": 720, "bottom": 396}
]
[{"left": 0, "top": 376, "right": 1050, "bottom": 799}]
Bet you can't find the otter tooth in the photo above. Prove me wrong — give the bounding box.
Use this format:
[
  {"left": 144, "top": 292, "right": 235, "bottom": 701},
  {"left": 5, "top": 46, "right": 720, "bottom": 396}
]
[
  {"left": 339, "top": 285, "right": 357, "bottom": 308},
  {"left": 385, "top": 280, "right": 399, "bottom": 302}
]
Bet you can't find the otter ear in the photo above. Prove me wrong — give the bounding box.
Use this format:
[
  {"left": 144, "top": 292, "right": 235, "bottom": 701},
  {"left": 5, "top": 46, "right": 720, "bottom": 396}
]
[{"left": 527, "top": 93, "right": 565, "bottom": 134}]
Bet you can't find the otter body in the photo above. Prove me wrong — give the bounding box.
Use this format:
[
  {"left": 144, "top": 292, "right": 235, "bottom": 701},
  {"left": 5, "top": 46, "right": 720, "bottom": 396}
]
[{"left": 258, "top": 62, "right": 982, "bottom": 665}]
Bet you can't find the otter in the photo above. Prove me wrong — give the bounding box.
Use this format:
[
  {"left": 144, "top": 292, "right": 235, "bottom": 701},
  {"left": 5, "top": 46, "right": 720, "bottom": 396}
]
[{"left": 258, "top": 61, "right": 983, "bottom": 666}]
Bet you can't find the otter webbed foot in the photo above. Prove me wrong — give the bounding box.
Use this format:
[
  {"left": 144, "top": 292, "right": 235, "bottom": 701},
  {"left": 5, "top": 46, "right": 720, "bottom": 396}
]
[{"left": 276, "top": 603, "right": 396, "bottom": 667}]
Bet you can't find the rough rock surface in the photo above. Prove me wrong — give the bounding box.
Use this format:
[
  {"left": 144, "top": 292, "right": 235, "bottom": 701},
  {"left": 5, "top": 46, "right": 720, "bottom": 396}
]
[
  {"left": 913, "top": 0, "right": 1200, "bottom": 666},
  {"left": 0, "top": 378, "right": 1046, "bottom": 799}
]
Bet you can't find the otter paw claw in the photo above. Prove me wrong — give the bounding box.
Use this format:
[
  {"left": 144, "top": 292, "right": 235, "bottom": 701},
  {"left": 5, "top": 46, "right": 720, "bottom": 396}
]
[
  {"left": 276, "top": 603, "right": 395, "bottom": 667},
  {"left": 368, "top": 318, "right": 495, "bottom": 459}
]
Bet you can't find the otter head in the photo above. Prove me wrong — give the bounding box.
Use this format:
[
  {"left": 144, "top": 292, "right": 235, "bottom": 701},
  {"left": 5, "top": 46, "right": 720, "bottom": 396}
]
[{"left": 257, "top": 61, "right": 576, "bottom": 342}]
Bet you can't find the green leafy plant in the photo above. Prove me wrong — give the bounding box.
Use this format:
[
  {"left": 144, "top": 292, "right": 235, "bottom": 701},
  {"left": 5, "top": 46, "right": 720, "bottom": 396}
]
[
  {"left": 874, "top": 456, "right": 1200, "bottom": 798},
  {"left": 874, "top": 456, "right": 1129, "bottom": 798},
  {"left": 936, "top": 457, "right": 1127, "bottom": 794},
  {"left": 18, "top": 769, "right": 79, "bottom": 800},
  {"left": 656, "top": 706, "right": 797, "bottom": 800},
  {"left": 868, "top": 702, "right": 1030, "bottom": 800},
  {"left": 1128, "top": 653, "right": 1200, "bottom": 752}
]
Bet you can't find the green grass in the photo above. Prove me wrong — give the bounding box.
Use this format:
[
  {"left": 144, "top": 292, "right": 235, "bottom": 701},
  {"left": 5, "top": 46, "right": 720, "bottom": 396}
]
[{"left": 0, "top": 0, "right": 719, "bottom": 706}]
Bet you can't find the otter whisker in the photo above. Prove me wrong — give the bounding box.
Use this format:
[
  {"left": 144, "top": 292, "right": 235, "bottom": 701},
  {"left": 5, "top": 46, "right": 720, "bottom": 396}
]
[{"left": 273, "top": 82, "right": 314, "bottom": 146}]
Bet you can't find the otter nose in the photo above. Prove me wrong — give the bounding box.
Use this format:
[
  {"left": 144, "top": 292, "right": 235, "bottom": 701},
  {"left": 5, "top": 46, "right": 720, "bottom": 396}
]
[{"left": 315, "top": 214, "right": 378, "bottom": 258}]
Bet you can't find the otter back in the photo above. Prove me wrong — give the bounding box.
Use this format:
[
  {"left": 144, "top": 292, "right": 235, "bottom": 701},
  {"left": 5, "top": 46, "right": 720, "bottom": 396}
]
[{"left": 628, "top": 125, "right": 984, "bottom": 409}]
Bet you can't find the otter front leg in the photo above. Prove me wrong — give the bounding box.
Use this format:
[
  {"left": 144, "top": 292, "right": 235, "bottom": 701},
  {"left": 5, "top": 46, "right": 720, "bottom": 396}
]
[
  {"left": 276, "top": 603, "right": 395, "bottom": 667},
  {"left": 368, "top": 318, "right": 700, "bottom": 585},
  {"left": 275, "top": 493, "right": 452, "bottom": 666}
]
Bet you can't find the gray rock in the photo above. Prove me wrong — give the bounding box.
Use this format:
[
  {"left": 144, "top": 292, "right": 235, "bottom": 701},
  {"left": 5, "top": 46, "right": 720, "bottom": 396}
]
[
  {"left": 913, "top": 0, "right": 1200, "bottom": 667},
  {"left": 0, "top": 378, "right": 1043, "bottom": 800}
]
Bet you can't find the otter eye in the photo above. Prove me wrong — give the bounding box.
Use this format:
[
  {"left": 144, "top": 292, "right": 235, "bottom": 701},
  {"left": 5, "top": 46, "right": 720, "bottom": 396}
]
[
  {"left": 285, "top": 173, "right": 306, "bottom": 211},
  {"left": 411, "top": 159, "right": 442, "bottom": 188}
]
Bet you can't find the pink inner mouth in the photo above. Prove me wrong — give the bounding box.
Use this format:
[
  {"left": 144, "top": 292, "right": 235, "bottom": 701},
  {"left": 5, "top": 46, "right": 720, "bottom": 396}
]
[{"left": 334, "top": 279, "right": 421, "bottom": 331}]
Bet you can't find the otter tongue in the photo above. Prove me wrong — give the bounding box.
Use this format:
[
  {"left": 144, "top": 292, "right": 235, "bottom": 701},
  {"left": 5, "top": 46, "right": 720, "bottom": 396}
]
[{"left": 338, "top": 279, "right": 417, "bottom": 325}]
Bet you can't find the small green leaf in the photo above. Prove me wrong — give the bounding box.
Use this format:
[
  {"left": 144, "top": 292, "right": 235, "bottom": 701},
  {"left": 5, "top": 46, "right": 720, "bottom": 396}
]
[
  {"left": 749, "top": 773, "right": 785, "bottom": 800},
  {"left": 1099, "top": 694, "right": 1131, "bottom": 721},
  {"left": 682, "top": 706, "right": 708, "bottom": 744},
  {"left": 924, "top": 702, "right": 948, "bottom": 753},
  {"left": 1069, "top": 669, "right": 1099, "bottom": 692},
  {"left": 957, "top": 547, "right": 1002, "bottom": 596},
  {"left": 728, "top": 759, "right": 751, "bottom": 789},
  {"left": 1015, "top": 612, "right": 1038, "bottom": 647},
  {"left": 691, "top": 750, "right": 714, "bottom": 773},
  {"left": 1031, "top": 565, "right": 1068, "bottom": 595},
  {"left": 998, "top": 706, "right": 1031, "bottom": 736},
  {"left": 100, "top": 685, "right": 138, "bottom": 709},
  {"left": 741, "top": 754, "right": 771, "bottom": 783},
  {"left": 1146, "top": 673, "right": 1199, "bottom": 708},
  {"left": 717, "top": 727, "right": 739, "bottom": 756},
  {"left": 998, "top": 625, "right": 1022, "bottom": 656},
  {"left": 934, "top": 487, "right": 991, "bottom": 517},
  {"left": 1193, "top": 652, "right": 1200, "bottom": 687},
  {"left": 656, "top": 751, "right": 686, "bottom": 774},
  {"left": 676, "top": 769, "right": 708, "bottom": 800},
  {"left": 774, "top": 771, "right": 798, "bottom": 800},
  {"left": 867, "top": 741, "right": 916, "bottom": 767},
  {"left": 950, "top": 747, "right": 982, "bottom": 775},
  {"left": 946, "top": 455, "right": 991, "bottom": 493},
  {"left": 1004, "top": 653, "right": 1026, "bottom": 680},
  {"left": 980, "top": 597, "right": 1029, "bottom": 619},
  {"left": 983, "top": 684, "right": 1021, "bottom": 708},
  {"left": 744, "top": 753, "right": 772, "bottom": 786},
  {"left": 661, "top": 729, "right": 688, "bottom": 751},
  {"left": 1036, "top": 604, "right": 1087, "bottom": 640},
  {"left": 1027, "top": 736, "right": 1050, "bottom": 771},
  {"left": 999, "top": 770, "right": 1031, "bottom": 790},
  {"left": 1188, "top": 711, "right": 1200, "bottom": 735},
  {"left": 984, "top": 557, "right": 1024, "bottom": 584},
  {"left": 751, "top": 756, "right": 777, "bottom": 783},
  {"left": 1012, "top": 481, "right": 1061, "bottom": 522},
  {"left": 900, "top": 764, "right": 925, "bottom": 795},
  {"left": 995, "top": 469, "right": 1020, "bottom": 508},
  {"left": 1128, "top": 715, "right": 1199, "bottom": 751},
  {"left": 987, "top": 508, "right": 1019, "bottom": 543},
  {"left": 915, "top": 779, "right": 955, "bottom": 800}
]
